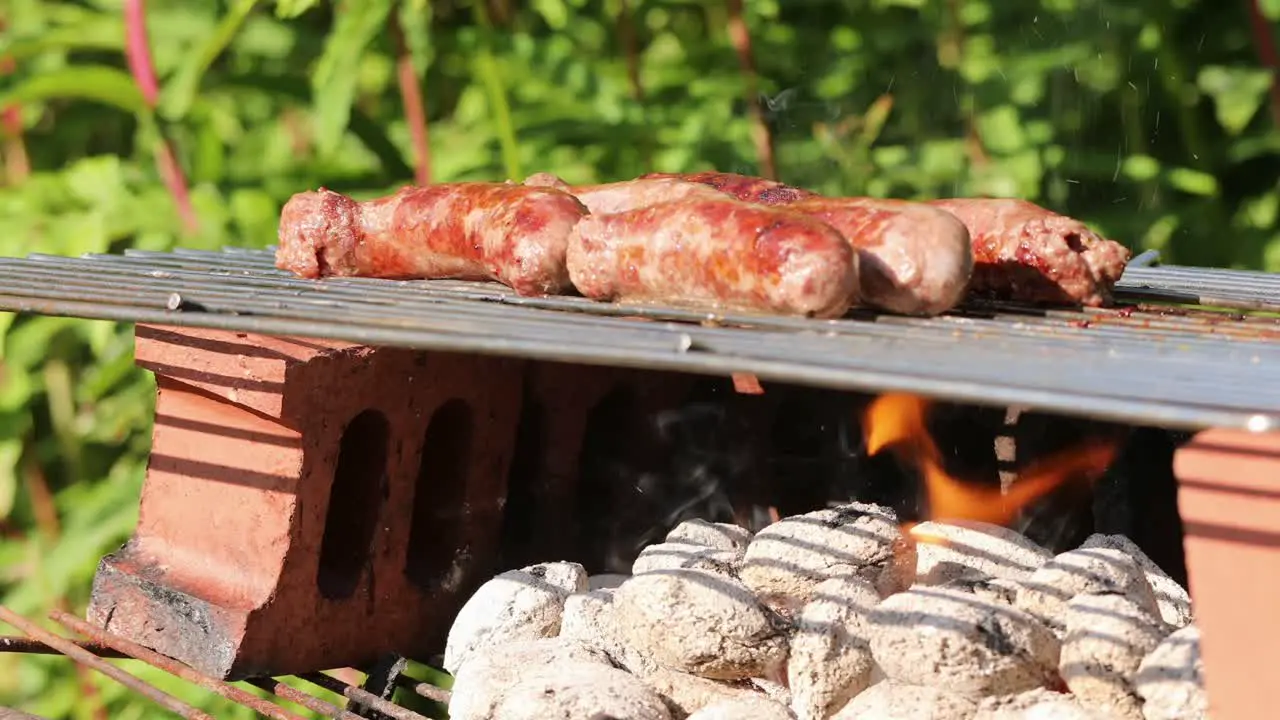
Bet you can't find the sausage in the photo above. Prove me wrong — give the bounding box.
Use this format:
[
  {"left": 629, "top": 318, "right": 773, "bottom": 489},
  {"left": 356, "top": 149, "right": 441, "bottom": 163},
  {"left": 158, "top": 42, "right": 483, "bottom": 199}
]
[
  {"left": 522, "top": 172, "right": 571, "bottom": 190},
  {"left": 561, "top": 179, "right": 736, "bottom": 215},
  {"left": 638, "top": 171, "right": 818, "bottom": 205},
  {"left": 276, "top": 183, "right": 589, "bottom": 296},
  {"left": 786, "top": 197, "right": 974, "bottom": 316},
  {"left": 567, "top": 198, "right": 860, "bottom": 318},
  {"left": 523, "top": 173, "right": 737, "bottom": 215},
  {"left": 928, "top": 198, "right": 1132, "bottom": 307}
]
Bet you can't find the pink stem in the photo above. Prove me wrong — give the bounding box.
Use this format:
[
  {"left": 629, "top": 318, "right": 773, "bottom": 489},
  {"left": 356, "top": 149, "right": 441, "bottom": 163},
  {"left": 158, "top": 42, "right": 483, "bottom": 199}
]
[
  {"left": 123, "top": 0, "right": 197, "bottom": 232},
  {"left": 123, "top": 0, "right": 160, "bottom": 107},
  {"left": 0, "top": 16, "right": 29, "bottom": 182},
  {"left": 392, "top": 17, "right": 432, "bottom": 185}
]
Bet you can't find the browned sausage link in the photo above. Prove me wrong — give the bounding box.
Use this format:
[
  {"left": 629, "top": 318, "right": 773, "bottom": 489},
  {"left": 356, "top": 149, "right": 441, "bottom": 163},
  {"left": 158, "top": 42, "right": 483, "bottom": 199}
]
[
  {"left": 928, "top": 198, "right": 1132, "bottom": 307},
  {"left": 786, "top": 197, "right": 974, "bottom": 316},
  {"left": 276, "top": 183, "right": 589, "bottom": 296},
  {"left": 638, "top": 171, "right": 818, "bottom": 205},
  {"left": 525, "top": 173, "right": 738, "bottom": 215},
  {"left": 522, "top": 172, "right": 570, "bottom": 190},
  {"left": 567, "top": 198, "right": 860, "bottom": 318}
]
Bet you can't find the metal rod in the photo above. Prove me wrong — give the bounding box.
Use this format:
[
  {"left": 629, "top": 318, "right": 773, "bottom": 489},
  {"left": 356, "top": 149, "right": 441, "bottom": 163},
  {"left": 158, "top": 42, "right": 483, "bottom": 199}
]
[
  {"left": 0, "top": 605, "right": 214, "bottom": 720},
  {"left": 298, "top": 673, "right": 432, "bottom": 720},
  {"left": 391, "top": 676, "right": 451, "bottom": 705},
  {"left": 0, "top": 635, "right": 125, "bottom": 658},
  {"left": 1127, "top": 249, "right": 1161, "bottom": 268},
  {"left": 0, "top": 248, "right": 1278, "bottom": 430},
  {"left": 243, "top": 678, "right": 367, "bottom": 720},
  {"left": 47, "top": 609, "right": 307, "bottom": 720},
  {"left": 0, "top": 289, "right": 1273, "bottom": 432},
  {"left": 20, "top": 250, "right": 1280, "bottom": 346},
  {"left": 346, "top": 656, "right": 408, "bottom": 720}
]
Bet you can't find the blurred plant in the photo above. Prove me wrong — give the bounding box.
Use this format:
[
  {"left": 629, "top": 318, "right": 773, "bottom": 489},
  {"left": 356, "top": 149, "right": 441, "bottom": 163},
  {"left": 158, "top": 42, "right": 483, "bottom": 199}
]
[{"left": 2, "top": 0, "right": 1280, "bottom": 716}]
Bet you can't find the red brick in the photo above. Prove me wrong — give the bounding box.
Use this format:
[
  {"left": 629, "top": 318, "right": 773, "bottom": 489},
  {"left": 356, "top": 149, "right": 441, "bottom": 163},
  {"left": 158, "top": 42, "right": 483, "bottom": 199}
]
[
  {"left": 87, "top": 324, "right": 524, "bottom": 680},
  {"left": 1175, "top": 427, "right": 1280, "bottom": 720}
]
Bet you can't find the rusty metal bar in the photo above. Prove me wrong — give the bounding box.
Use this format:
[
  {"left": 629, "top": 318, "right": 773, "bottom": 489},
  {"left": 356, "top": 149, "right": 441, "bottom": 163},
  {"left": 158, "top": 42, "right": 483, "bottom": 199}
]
[
  {"left": 391, "top": 675, "right": 451, "bottom": 704},
  {"left": 244, "top": 677, "right": 368, "bottom": 720},
  {"left": 346, "top": 655, "right": 407, "bottom": 719},
  {"left": 0, "top": 635, "right": 125, "bottom": 658},
  {"left": 0, "top": 605, "right": 214, "bottom": 720},
  {"left": 47, "top": 609, "right": 307, "bottom": 720},
  {"left": 298, "top": 672, "right": 432, "bottom": 720}
]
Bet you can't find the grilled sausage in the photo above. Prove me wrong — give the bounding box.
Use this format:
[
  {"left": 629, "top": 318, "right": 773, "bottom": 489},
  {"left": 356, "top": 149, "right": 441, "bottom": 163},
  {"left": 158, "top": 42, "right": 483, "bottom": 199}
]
[
  {"left": 638, "top": 171, "right": 818, "bottom": 205},
  {"left": 523, "top": 173, "right": 737, "bottom": 215},
  {"left": 567, "top": 198, "right": 860, "bottom": 318},
  {"left": 928, "top": 198, "right": 1131, "bottom": 307},
  {"left": 276, "top": 183, "right": 589, "bottom": 296},
  {"left": 786, "top": 197, "right": 974, "bottom": 316},
  {"left": 522, "top": 172, "right": 571, "bottom": 190}
]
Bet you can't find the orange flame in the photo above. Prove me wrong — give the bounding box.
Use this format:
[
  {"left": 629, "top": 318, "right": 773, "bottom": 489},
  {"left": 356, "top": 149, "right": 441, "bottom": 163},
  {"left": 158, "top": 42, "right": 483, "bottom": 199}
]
[{"left": 863, "top": 394, "right": 1119, "bottom": 527}]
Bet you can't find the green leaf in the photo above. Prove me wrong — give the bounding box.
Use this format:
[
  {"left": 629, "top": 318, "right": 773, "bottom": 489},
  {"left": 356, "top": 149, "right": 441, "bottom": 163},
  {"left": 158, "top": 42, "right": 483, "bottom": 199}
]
[
  {"left": 0, "top": 314, "right": 14, "bottom": 361},
  {"left": 273, "top": 0, "right": 320, "bottom": 19},
  {"left": 310, "top": 0, "right": 397, "bottom": 157},
  {"left": 0, "top": 19, "right": 126, "bottom": 62},
  {"left": 1197, "top": 65, "right": 1274, "bottom": 136},
  {"left": 1165, "top": 167, "right": 1219, "bottom": 197},
  {"left": 0, "top": 66, "right": 148, "bottom": 116},
  {"left": 160, "top": 0, "right": 261, "bottom": 121},
  {"left": 1233, "top": 192, "right": 1279, "bottom": 229},
  {"left": 1123, "top": 154, "right": 1161, "bottom": 182},
  {"left": 532, "top": 0, "right": 570, "bottom": 30},
  {"left": 977, "top": 105, "right": 1026, "bottom": 154},
  {"left": 0, "top": 439, "right": 21, "bottom": 520},
  {"left": 1266, "top": 234, "right": 1280, "bottom": 272}
]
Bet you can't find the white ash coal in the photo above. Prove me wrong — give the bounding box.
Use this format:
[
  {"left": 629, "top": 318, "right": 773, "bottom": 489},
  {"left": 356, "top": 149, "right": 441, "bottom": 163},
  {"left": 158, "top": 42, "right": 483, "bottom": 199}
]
[{"left": 443, "top": 509, "right": 1205, "bottom": 720}]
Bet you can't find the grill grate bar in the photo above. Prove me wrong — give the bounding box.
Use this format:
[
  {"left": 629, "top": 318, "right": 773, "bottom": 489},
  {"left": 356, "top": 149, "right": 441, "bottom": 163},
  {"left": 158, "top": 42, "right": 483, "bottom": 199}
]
[
  {"left": 142, "top": 244, "right": 1280, "bottom": 314},
  {"left": 101, "top": 247, "right": 1280, "bottom": 345},
  {"left": 0, "top": 248, "right": 1277, "bottom": 431},
  {"left": 0, "top": 605, "right": 214, "bottom": 719},
  {"left": 3, "top": 258, "right": 1273, "bottom": 402},
  {"left": 297, "top": 673, "right": 432, "bottom": 720},
  {"left": 1117, "top": 266, "right": 1280, "bottom": 312},
  {"left": 47, "top": 610, "right": 309, "bottom": 720},
  {"left": 243, "top": 678, "right": 368, "bottom": 720},
  {"left": 10, "top": 255, "right": 1280, "bottom": 361},
  {"left": 0, "top": 605, "right": 443, "bottom": 720}
]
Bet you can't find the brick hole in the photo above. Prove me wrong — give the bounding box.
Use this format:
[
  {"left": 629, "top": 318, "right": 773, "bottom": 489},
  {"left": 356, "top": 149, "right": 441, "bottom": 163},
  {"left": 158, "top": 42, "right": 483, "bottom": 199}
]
[
  {"left": 577, "top": 385, "right": 640, "bottom": 573},
  {"left": 499, "top": 394, "right": 546, "bottom": 567},
  {"left": 404, "top": 399, "right": 473, "bottom": 592},
  {"left": 317, "top": 409, "right": 390, "bottom": 601}
]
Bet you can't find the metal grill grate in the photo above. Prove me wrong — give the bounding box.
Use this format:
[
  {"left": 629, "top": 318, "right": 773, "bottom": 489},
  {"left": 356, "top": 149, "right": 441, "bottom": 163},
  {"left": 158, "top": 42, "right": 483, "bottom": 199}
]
[
  {"left": 0, "top": 606, "right": 449, "bottom": 720},
  {"left": 0, "top": 247, "right": 1278, "bottom": 430}
]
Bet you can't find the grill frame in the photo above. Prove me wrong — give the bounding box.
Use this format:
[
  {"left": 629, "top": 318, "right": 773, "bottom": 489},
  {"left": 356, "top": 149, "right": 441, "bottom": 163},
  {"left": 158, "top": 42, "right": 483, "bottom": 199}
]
[{"left": 0, "top": 247, "right": 1277, "bottom": 431}]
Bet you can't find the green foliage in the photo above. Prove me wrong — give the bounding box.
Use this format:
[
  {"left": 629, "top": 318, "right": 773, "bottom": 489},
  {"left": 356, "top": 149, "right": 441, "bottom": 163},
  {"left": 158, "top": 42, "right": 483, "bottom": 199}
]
[{"left": 2, "top": 0, "right": 1280, "bottom": 716}]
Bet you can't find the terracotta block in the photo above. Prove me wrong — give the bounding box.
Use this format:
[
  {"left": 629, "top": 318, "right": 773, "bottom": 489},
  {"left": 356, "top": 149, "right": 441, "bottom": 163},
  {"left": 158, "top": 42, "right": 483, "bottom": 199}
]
[
  {"left": 1174, "top": 427, "right": 1280, "bottom": 720},
  {"left": 86, "top": 325, "right": 524, "bottom": 680}
]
